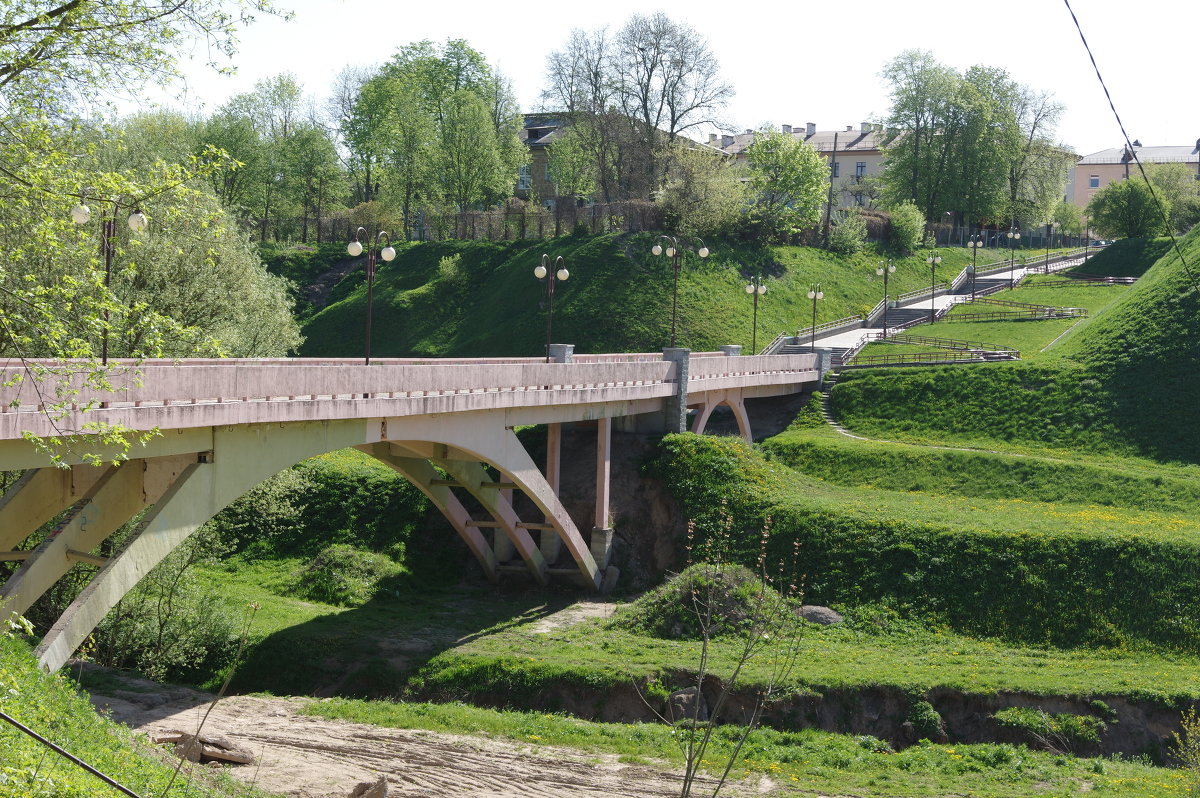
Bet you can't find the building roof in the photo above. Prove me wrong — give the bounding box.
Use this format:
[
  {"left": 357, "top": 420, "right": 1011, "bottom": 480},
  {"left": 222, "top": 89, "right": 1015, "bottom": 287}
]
[
  {"left": 712, "top": 125, "right": 889, "bottom": 156},
  {"left": 1078, "top": 143, "right": 1200, "bottom": 165}
]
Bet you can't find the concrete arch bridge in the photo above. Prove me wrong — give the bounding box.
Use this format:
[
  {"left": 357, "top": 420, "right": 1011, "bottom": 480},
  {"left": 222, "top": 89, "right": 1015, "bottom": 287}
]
[{"left": 0, "top": 347, "right": 818, "bottom": 672}]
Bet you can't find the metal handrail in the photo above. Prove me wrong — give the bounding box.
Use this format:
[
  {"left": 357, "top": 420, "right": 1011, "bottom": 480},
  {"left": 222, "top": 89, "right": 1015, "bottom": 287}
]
[
  {"left": 883, "top": 333, "right": 1017, "bottom": 353},
  {"left": 844, "top": 349, "right": 1020, "bottom": 367},
  {"left": 943, "top": 308, "right": 1087, "bottom": 322}
]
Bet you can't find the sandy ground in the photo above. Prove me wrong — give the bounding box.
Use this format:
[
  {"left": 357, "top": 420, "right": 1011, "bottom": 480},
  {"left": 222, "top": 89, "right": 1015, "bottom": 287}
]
[{"left": 81, "top": 601, "right": 817, "bottom": 798}]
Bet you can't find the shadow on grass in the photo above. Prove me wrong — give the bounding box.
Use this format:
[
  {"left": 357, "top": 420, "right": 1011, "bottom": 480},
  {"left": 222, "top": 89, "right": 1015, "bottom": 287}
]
[{"left": 228, "top": 579, "right": 578, "bottom": 699}]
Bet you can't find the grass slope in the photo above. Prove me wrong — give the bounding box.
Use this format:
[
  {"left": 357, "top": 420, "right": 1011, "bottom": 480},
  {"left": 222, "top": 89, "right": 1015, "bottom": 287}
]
[
  {"left": 835, "top": 228, "right": 1200, "bottom": 463},
  {"left": 0, "top": 633, "right": 271, "bottom": 798},
  {"left": 296, "top": 235, "right": 979, "bottom": 358}
]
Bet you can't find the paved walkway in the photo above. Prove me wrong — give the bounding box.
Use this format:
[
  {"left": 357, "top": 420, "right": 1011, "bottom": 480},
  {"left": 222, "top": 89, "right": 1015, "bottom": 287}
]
[{"left": 807, "top": 257, "right": 1086, "bottom": 352}]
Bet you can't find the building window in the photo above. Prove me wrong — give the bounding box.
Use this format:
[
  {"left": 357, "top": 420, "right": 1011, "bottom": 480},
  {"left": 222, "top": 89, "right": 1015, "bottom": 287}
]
[
  {"left": 1089, "top": 174, "right": 1100, "bottom": 188},
  {"left": 545, "top": 161, "right": 553, "bottom": 181},
  {"left": 832, "top": 162, "right": 840, "bottom": 178},
  {"left": 855, "top": 161, "right": 867, "bottom": 178},
  {"left": 517, "top": 165, "right": 531, "bottom": 191}
]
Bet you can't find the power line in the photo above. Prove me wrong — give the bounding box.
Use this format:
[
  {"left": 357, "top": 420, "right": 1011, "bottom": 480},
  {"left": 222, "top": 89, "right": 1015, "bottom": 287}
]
[{"left": 1062, "top": 0, "right": 1199, "bottom": 294}]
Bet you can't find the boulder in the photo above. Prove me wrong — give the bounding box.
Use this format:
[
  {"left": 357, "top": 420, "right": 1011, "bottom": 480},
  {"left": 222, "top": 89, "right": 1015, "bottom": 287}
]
[
  {"left": 798, "top": 605, "right": 844, "bottom": 625},
  {"left": 667, "top": 686, "right": 709, "bottom": 723},
  {"left": 153, "top": 730, "right": 254, "bottom": 765}
]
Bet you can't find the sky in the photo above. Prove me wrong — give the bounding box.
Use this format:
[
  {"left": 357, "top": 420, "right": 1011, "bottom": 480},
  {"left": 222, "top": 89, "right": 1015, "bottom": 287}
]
[{"left": 144, "top": 0, "right": 1196, "bottom": 157}]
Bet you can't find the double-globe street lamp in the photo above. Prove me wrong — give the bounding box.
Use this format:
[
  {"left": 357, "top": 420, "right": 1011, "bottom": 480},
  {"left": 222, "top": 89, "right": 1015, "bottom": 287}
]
[
  {"left": 744, "top": 275, "right": 767, "bottom": 354},
  {"left": 651, "top": 235, "right": 709, "bottom": 347},
  {"left": 347, "top": 227, "right": 396, "bottom": 365},
  {"left": 925, "top": 249, "right": 942, "bottom": 324},
  {"left": 967, "top": 234, "right": 984, "bottom": 299},
  {"left": 875, "top": 259, "right": 896, "bottom": 332},
  {"left": 70, "top": 198, "right": 149, "bottom": 365},
  {"left": 534, "top": 254, "right": 569, "bottom": 362},
  {"left": 807, "top": 283, "right": 824, "bottom": 352},
  {"left": 1006, "top": 224, "right": 1021, "bottom": 290}
]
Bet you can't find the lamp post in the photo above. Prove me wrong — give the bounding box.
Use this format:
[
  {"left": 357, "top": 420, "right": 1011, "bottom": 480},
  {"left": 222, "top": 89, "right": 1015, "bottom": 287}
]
[
  {"left": 1044, "top": 222, "right": 1057, "bottom": 273},
  {"left": 1084, "top": 221, "right": 1091, "bottom": 261},
  {"left": 348, "top": 227, "right": 396, "bottom": 365},
  {"left": 875, "top": 259, "right": 896, "bottom": 332},
  {"left": 967, "top": 234, "right": 984, "bottom": 299},
  {"left": 534, "top": 254, "right": 569, "bottom": 362},
  {"left": 70, "top": 198, "right": 149, "bottom": 365},
  {"left": 744, "top": 275, "right": 767, "bottom": 354},
  {"left": 925, "top": 249, "right": 942, "bottom": 324},
  {"left": 651, "top": 235, "right": 709, "bottom": 347},
  {"left": 806, "top": 283, "right": 824, "bottom": 351},
  {"left": 1005, "top": 223, "right": 1021, "bottom": 290}
]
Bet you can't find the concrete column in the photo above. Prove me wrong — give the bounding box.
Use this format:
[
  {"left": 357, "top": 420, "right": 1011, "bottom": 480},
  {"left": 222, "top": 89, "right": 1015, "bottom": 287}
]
[
  {"left": 662, "top": 348, "right": 691, "bottom": 434},
  {"left": 718, "top": 345, "right": 742, "bottom": 356},
  {"left": 816, "top": 348, "right": 833, "bottom": 390},
  {"left": 495, "top": 488, "right": 515, "bottom": 561},
  {"left": 545, "top": 423, "right": 561, "bottom": 495},
  {"left": 590, "top": 417, "right": 613, "bottom": 569},
  {"left": 548, "top": 343, "right": 574, "bottom": 363}
]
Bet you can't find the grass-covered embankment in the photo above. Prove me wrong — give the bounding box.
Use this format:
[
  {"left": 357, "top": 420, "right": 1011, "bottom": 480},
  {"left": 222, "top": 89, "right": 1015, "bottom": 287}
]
[
  {"left": 0, "top": 633, "right": 272, "bottom": 798},
  {"left": 650, "top": 433, "right": 1200, "bottom": 651},
  {"left": 296, "top": 234, "right": 981, "bottom": 358},
  {"left": 835, "top": 228, "right": 1200, "bottom": 463}
]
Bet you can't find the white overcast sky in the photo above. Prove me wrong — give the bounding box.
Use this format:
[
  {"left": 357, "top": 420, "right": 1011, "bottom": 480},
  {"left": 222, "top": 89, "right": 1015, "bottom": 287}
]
[{"left": 145, "top": 0, "right": 1194, "bottom": 157}]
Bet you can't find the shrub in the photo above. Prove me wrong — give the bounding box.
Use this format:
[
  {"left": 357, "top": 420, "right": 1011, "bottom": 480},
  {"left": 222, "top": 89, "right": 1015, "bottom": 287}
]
[
  {"left": 888, "top": 201, "right": 925, "bottom": 254},
  {"left": 827, "top": 210, "right": 867, "bottom": 255},
  {"left": 907, "top": 700, "right": 943, "bottom": 740},
  {"left": 992, "top": 707, "right": 1106, "bottom": 752},
  {"left": 607, "top": 563, "right": 795, "bottom": 640},
  {"left": 285, "top": 544, "right": 407, "bottom": 607}
]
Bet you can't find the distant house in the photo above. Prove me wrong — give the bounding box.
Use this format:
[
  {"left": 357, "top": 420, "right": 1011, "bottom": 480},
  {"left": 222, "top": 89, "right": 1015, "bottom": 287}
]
[
  {"left": 1073, "top": 140, "right": 1200, "bottom": 207},
  {"left": 709, "top": 122, "right": 887, "bottom": 208},
  {"left": 516, "top": 113, "right": 568, "bottom": 207}
]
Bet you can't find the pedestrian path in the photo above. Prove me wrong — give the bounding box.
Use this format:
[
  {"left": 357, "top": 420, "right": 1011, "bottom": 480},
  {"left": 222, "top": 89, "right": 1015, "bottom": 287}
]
[{"left": 779, "top": 256, "right": 1088, "bottom": 362}]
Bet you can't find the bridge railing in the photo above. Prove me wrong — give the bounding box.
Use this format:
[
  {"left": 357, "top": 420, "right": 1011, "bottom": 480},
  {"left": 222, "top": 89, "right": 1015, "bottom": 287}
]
[{"left": 0, "top": 353, "right": 819, "bottom": 412}]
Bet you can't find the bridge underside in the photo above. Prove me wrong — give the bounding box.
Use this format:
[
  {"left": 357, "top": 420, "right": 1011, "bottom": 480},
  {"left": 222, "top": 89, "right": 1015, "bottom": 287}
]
[
  {"left": 0, "top": 410, "right": 622, "bottom": 673},
  {"left": 0, "top": 373, "right": 811, "bottom": 674}
]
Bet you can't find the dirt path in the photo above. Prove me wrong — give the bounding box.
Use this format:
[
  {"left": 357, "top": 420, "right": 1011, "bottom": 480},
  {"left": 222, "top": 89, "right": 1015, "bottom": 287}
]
[{"left": 81, "top": 601, "right": 828, "bottom": 798}]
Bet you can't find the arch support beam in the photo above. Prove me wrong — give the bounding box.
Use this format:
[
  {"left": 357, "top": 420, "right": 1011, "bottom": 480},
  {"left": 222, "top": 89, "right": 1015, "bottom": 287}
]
[
  {"left": 690, "top": 391, "right": 753, "bottom": 442},
  {"left": 0, "top": 466, "right": 106, "bottom": 551},
  {"left": 1, "top": 455, "right": 196, "bottom": 617},
  {"left": 361, "top": 443, "right": 497, "bottom": 582},
  {"left": 35, "top": 420, "right": 368, "bottom": 673}
]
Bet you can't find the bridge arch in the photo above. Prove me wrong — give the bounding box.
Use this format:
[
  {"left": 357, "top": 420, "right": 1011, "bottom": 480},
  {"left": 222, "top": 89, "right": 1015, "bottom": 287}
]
[
  {"left": 690, "top": 391, "right": 753, "bottom": 442},
  {"left": 24, "top": 415, "right": 599, "bottom": 673}
]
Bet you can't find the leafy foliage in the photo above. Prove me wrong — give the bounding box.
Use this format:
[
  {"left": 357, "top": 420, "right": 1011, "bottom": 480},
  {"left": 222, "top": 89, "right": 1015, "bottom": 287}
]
[
  {"left": 827, "top": 209, "right": 868, "bottom": 255},
  {"left": 1086, "top": 178, "right": 1171, "bottom": 239},
  {"left": 887, "top": 201, "right": 926, "bottom": 253},
  {"left": 285, "top": 544, "right": 407, "bottom": 607},
  {"left": 745, "top": 128, "right": 828, "bottom": 241}
]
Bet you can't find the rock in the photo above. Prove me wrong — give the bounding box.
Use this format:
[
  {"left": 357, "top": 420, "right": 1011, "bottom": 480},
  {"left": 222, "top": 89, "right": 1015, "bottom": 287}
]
[
  {"left": 348, "top": 775, "right": 393, "bottom": 798},
  {"left": 667, "top": 686, "right": 709, "bottom": 723},
  {"left": 798, "top": 605, "right": 844, "bottom": 625}
]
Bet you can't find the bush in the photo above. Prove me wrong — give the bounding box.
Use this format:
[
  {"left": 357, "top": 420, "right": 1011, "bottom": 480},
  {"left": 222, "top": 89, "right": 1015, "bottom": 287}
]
[
  {"left": 827, "top": 210, "right": 867, "bottom": 255},
  {"left": 887, "top": 201, "right": 925, "bottom": 254},
  {"left": 907, "top": 700, "right": 943, "bottom": 740},
  {"left": 286, "top": 544, "right": 407, "bottom": 607},
  {"left": 607, "top": 563, "right": 795, "bottom": 640},
  {"left": 992, "top": 707, "right": 1106, "bottom": 751}
]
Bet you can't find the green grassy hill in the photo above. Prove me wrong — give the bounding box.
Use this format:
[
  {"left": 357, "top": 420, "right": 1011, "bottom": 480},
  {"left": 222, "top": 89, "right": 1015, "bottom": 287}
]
[
  {"left": 297, "top": 234, "right": 976, "bottom": 357},
  {"left": 835, "top": 230, "right": 1200, "bottom": 463}
]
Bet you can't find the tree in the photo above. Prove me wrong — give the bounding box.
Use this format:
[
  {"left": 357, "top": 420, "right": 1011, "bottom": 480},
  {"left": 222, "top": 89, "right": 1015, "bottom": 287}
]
[
  {"left": 541, "top": 15, "right": 733, "bottom": 202},
  {"left": 1052, "top": 200, "right": 1084, "bottom": 237},
  {"left": 280, "top": 123, "right": 344, "bottom": 242},
  {"left": 1086, "top": 179, "right": 1170, "bottom": 239},
  {"left": 0, "top": 1, "right": 285, "bottom": 109},
  {"left": 744, "top": 128, "right": 827, "bottom": 241},
  {"left": 438, "top": 90, "right": 511, "bottom": 229},
  {"left": 1145, "top": 162, "right": 1200, "bottom": 232},
  {"left": 888, "top": 201, "right": 926, "bottom": 253},
  {"left": 655, "top": 144, "right": 747, "bottom": 238},
  {"left": 547, "top": 125, "right": 598, "bottom": 204}
]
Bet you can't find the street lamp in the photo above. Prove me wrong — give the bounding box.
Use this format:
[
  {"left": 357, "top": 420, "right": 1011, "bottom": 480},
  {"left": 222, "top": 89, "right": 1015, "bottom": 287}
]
[
  {"left": 806, "top": 283, "right": 824, "bottom": 352},
  {"left": 651, "top": 235, "right": 709, "bottom": 347},
  {"left": 534, "top": 254, "right": 569, "bottom": 362},
  {"left": 925, "top": 250, "right": 942, "bottom": 324},
  {"left": 744, "top": 275, "right": 767, "bottom": 354},
  {"left": 70, "top": 198, "right": 149, "bottom": 365},
  {"left": 348, "top": 227, "right": 396, "bottom": 365},
  {"left": 875, "top": 259, "right": 896, "bottom": 332},
  {"left": 1005, "top": 224, "right": 1021, "bottom": 290},
  {"left": 967, "top": 234, "right": 984, "bottom": 299},
  {"left": 1044, "top": 222, "right": 1057, "bottom": 273}
]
